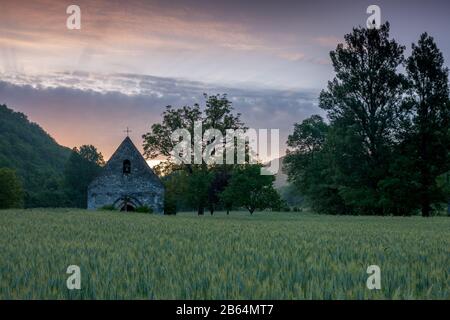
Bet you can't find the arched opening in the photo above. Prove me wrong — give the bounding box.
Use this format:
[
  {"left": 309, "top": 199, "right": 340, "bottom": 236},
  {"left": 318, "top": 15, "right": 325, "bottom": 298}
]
[
  {"left": 120, "top": 204, "right": 135, "bottom": 212},
  {"left": 113, "top": 196, "right": 141, "bottom": 212},
  {"left": 123, "top": 159, "right": 131, "bottom": 174}
]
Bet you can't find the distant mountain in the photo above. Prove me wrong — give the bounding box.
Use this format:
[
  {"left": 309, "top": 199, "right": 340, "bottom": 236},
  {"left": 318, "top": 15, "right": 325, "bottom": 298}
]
[
  {"left": 0, "top": 104, "right": 72, "bottom": 207},
  {"left": 265, "top": 156, "right": 288, "bottom": 189},
  {"left": 266, "top": 156, "right": 304, "bottom": 206}
]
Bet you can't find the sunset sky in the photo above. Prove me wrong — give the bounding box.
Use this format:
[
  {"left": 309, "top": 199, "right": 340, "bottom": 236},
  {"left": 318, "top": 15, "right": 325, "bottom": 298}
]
[{"left": 1, "top": 0, "right": 450, "bottom": 160}]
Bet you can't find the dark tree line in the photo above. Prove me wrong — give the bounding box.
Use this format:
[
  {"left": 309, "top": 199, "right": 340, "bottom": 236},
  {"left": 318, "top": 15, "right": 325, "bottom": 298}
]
[
  {"left": 285, "top": 23, "right": 450, "bottom": 216},
  {"left": 0, "top": 145, "right": 104, "bottom": 209}
]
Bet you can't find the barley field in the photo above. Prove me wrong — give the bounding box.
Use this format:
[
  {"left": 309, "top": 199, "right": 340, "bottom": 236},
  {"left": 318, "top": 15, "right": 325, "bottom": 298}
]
[{"left": 0, "top": 209, "right": 448, "bottom": 299}]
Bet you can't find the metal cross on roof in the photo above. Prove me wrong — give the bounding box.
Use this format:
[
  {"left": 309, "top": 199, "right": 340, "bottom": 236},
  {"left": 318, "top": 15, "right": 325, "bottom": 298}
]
[{"left": 124, "top": 127, "right": 132, "bottom": 137}]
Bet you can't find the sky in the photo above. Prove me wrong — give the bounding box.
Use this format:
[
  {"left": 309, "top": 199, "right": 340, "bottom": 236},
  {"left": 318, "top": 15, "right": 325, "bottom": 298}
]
[{"left": 1, "top": 0, "right": 450, "bottom": 161}]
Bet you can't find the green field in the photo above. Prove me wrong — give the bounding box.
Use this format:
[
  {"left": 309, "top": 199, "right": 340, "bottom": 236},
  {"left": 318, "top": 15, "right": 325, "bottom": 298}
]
[{"left": 0, "top": 209, "right": 448, "bottom": 299}]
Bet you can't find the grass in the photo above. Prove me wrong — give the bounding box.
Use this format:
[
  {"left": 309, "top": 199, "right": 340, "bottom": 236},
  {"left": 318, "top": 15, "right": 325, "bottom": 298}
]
[{"left": 0, "top": 209, "right": 449, "bottom": 299}]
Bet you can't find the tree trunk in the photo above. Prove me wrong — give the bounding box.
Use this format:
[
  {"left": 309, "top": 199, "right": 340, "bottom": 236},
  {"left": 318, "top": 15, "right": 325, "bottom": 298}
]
[
  {"left": 226, "top": 209, "right": 230, "bottom": 215},
  {"left": 197, "top": 205, "right": 204, "bottom": 215},
  {"left": 421, "top": 200, "right": 431, "bottom": 217},
  {"left": 420, "top": 170, "right": 431, "bottom": 217},
  {"left": 419, "top": 114, "right": 431, "bottom": 218}
]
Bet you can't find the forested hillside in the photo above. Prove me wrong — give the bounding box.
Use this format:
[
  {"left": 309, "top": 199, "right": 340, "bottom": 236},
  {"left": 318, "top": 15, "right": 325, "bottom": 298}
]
[{"left": 0, "top": 104, "right": 71, "bottom": 207}]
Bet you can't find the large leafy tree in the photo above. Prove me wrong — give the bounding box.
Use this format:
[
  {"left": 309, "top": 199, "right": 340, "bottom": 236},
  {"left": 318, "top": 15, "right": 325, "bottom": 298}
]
[
  {"left": 286, "top": 115, "right": 328, "bottom": 157},
  {"left": 285, "top": 116, "right": 349, "bottom": 214},
  {"left": 286, "top": 24, "right": 450, "bottom": 216},
  {"left": 403, "top": 33, "right": 450, "bottom": 216},
  {"left": 64, "top": 145, "right": 104, "bottom": 208},
  {"left": 284, "top": 115, "right": 328, "bottom": 198},
  {"left": 318, "top": 22, "right": 406, "bottom": 214},
  {"left": 221, "top": 164, "right": 281, "bottom": 214},
  {"left": 143, "top": 94, "right": 245, "bottom": 215},
  {"left": 143, "top": 94, "right": 244, "bottom": 164},
  {"left": 0, "top": 168, "right": 24, "bottom": 209}
]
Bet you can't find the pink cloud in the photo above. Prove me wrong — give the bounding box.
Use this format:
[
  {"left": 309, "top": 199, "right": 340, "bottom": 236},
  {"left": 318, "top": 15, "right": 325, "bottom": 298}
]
[{"left": 314, "top": 36, "right": 341, "bottom": 47}]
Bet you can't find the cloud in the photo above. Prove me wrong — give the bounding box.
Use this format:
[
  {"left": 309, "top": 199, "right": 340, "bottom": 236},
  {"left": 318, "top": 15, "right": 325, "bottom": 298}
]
[
  {"left": 0, "top": 71, "right": 322, "bottom": 159},
  {"left": 0, "top": 0, "right": 339, "bottom": 88},
  {"left": 277, "top": 52, "right": 306, "bottom": 62},
  {"left": 314, "top": 36, "right": 341, "bottom": 47}
]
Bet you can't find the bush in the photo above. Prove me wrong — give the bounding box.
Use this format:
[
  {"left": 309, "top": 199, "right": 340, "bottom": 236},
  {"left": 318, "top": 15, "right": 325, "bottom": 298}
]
[
  {"left": 271, "top": 199, "right": 290, "bottom": 212},
  {"left": 136, "top": 205, "right": 153, "bottom": 214},
  {"left": 164, "top": 198, "right": 177, "bottom": 215},
  {"left": 0, "top": 168, "right": 24, "bottom": 209}
]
